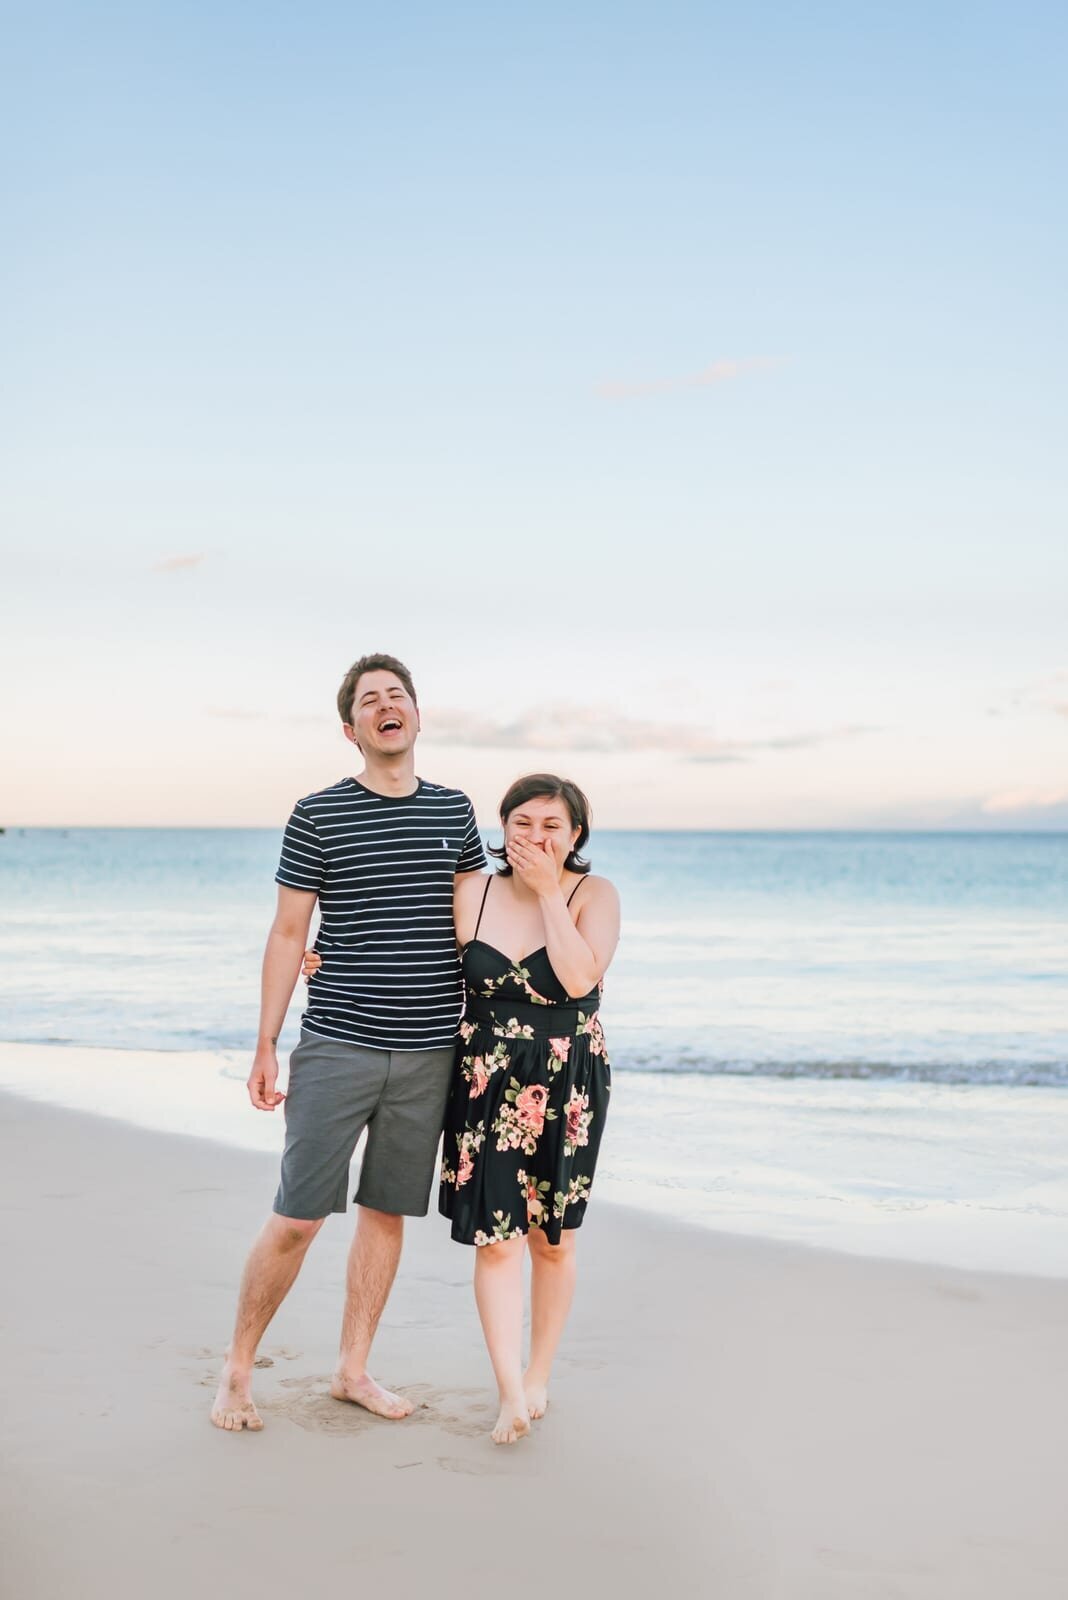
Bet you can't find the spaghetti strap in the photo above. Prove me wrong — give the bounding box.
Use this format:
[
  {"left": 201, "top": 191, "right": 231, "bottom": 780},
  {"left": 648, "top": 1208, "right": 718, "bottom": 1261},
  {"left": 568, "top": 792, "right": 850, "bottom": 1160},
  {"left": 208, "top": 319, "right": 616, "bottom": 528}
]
[
  {"left": 566, "top": 878, "right": 586, "bottom": 908},
  {"left": 473, "top": 876, "right": 492, "bottom": 939}
]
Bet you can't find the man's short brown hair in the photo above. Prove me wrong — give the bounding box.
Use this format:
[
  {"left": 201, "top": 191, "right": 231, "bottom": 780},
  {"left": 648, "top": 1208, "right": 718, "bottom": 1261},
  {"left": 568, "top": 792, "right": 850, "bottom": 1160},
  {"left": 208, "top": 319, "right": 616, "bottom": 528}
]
[{"left": 336, "top": 653, "right": 419, "bottom": 725}]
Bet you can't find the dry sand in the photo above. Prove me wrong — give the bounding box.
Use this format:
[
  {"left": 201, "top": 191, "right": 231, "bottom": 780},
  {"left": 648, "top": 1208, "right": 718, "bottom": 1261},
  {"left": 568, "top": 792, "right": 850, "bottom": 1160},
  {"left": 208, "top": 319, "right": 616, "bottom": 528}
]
[{"left": 1, "top": 1088, "right": 1065, "bottom": 1600}]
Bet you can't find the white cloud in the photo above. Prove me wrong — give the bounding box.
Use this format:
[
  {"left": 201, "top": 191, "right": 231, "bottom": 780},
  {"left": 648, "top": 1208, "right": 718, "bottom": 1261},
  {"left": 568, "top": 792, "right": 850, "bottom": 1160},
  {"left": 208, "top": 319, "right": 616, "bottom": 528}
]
[
  {"left": 421, "top": 704, "right": 876, "bottom": 762},
  {"left": 991, "top": 669, "right": 1068, "bottom": 719},
  {"left": 207, "top": 707, "right": 328, "bottom": 726}
]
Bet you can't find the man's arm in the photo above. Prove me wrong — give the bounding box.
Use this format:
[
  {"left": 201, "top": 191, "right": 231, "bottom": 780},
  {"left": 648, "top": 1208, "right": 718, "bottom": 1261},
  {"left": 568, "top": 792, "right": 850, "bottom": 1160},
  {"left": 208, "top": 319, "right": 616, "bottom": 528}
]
[{"left": 247, "top": 886, "right": 318, "bottom": 1111}]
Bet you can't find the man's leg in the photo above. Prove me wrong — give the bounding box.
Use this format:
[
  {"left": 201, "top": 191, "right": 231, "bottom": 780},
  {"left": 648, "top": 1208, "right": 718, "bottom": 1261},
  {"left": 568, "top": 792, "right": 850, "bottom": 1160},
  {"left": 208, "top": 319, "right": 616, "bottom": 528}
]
[
  {"left": 211, "top": 1212, "right": 325, "bottom": 1431},
  {"left": 330, "top": 1205, "right": 414, "bottom": 1419},
  {"left": 330, "top": 1044, "right": 455, "bottom": 1420}
]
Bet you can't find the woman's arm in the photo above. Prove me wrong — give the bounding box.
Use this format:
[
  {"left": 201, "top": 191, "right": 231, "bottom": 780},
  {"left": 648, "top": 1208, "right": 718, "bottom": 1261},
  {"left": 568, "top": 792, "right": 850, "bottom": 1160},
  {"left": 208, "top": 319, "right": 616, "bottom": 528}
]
[
  {"left": 507, "top": 834, "right": 619, "bottom": 997},
  {"left": 537, "top": 876, "right": 620, "bottom": 998},
  {"left": 454, "top": 869, "right": 490, "bottom": 949},
  {"left": 303, "top": 872, "right": 488, "bottom": 980}
]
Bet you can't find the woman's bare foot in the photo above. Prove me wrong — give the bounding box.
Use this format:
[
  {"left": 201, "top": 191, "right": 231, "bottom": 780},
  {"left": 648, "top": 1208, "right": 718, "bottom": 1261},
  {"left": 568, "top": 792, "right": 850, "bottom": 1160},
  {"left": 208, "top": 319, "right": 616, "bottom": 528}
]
[
  {"left": 523, "top": 1376, "right": 549, "bottom": 1420},
  {"left": 330, "top": 1370, "right": 414, "bottom": 1419},
  {"left": 210, "top": 1363, "right": 264, "bottom": 1432},
  {"left": 492, "top": 1395, "right": 531, "bottom": 1445}
]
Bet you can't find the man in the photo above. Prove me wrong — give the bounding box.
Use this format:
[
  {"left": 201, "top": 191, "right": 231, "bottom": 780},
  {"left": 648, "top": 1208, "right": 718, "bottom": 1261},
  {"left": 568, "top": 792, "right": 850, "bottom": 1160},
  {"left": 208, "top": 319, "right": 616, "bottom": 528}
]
[{"left": 211, "top": 653, "right": 486, "bottom": 1432}]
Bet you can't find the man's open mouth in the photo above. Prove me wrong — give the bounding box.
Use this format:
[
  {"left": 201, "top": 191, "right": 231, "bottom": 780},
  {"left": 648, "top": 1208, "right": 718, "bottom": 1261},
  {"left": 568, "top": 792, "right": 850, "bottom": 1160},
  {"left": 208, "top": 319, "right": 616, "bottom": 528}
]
[{"left": 378, "top": 719, "right": 403, "bottom": 733}]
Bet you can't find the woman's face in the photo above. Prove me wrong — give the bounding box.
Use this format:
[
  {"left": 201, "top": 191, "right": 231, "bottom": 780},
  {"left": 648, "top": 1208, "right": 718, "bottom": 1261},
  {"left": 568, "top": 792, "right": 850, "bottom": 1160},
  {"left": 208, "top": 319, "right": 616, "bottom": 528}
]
[{"left": 503, "top": 794, "right": 580, "bottom": 873}]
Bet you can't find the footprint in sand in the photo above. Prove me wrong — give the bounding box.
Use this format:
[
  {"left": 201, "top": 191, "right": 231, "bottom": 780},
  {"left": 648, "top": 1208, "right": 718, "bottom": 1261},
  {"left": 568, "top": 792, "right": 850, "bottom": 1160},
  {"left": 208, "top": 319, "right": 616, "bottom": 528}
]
[
  {"left": 402, "top": 1384, "right": 495, "bottom": 1439},
  {"left": 270, "top": 1376, "right": 377, "bottom": 1434},
  {"left": 557, "top": 1352, "right": 606, "bottom": 1371},
  {"left": 266, "top": 1377, "right": 495, "bottom": 1439},
  {"left": 436, "top": 1455, "right": 499, "bottom": 1475}
]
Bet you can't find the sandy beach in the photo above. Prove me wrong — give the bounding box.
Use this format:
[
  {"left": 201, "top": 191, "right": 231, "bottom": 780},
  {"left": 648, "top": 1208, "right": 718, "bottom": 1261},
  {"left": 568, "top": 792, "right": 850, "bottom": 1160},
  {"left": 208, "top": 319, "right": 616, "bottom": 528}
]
[{"left": 1, "top": 1087, "right": 1066, "bottom": 1599}]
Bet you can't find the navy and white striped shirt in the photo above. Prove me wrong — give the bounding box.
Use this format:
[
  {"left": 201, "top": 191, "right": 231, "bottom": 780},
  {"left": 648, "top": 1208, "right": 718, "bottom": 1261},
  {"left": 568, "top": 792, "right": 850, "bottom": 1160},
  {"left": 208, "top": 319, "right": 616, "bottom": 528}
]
[{"left": 275, "top": 777, "right": 486, "bottom": 1050}]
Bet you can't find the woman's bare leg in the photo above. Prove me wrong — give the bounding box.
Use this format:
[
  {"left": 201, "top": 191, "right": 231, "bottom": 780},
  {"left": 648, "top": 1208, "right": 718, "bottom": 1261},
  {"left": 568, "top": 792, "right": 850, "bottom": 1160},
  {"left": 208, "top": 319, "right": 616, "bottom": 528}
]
[
  {"left": 524, "top": 1225, "right": 577, "bottom": 1419},
  {"left": 472, "top": 1233, "right": 530, "bottom": 1444}
]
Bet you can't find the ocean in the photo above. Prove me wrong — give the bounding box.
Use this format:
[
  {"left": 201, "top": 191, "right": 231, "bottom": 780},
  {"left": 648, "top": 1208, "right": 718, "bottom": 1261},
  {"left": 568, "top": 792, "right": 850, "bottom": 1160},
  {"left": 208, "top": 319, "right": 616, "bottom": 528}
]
[
  {"left": 1, "top": 827, "right": 1065, "bottom": 1081},
  {"left": 2, "top": 827, "right": 1066, "bottom": 1274}
]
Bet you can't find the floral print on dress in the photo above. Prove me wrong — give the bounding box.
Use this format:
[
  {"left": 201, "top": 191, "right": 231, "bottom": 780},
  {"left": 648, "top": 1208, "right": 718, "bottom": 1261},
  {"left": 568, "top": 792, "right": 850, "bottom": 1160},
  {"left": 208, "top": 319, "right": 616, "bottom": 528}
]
[
  {"left": 452, "top": 1127, "right": 485, "bottom": 1188},
  {"left": 494, "top": 1017, "right": 535, "bottom": 1039},
  {"left": 479, "top": 962, "right": 552, "bottom": 1007},
  {"left": 576, "top": 1011, "right": 607, "bottom": 1057},
  {"left": 493, "top": 1078, "right": 558, "bottom": 1155},
  {"left": 474, "top": 1210, "right": 525, "bottom": 1246},
  {"left": 517, "top": 1168, "right": 553, "bottom": 1225},
  {"left": 461, "top": 1039, "right": 510, "bottom": 1100},
  {"left": 553, "top": 1174, "right": 592, "bottom": 1220},
  {"left": 439, "top": 936, "right": 610, "bottom": 1248},
  {"left": 563, "top": 1086, "right": 592, "bottom": 1156}
]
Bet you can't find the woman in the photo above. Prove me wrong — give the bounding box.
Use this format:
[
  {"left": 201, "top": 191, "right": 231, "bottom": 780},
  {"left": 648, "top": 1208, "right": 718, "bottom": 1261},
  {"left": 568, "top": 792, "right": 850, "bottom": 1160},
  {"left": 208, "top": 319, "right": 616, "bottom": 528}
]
[
  {"left": 440, "top": 773, "right": 620, "bottom": 1444},
  {"left": 305, "top": 772, "right": 620, "bottom": 1446}
]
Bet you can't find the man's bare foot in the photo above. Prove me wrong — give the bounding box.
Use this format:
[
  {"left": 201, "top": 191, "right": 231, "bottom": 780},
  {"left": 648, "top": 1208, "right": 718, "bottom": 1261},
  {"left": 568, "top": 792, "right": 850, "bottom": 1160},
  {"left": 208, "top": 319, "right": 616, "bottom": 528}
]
[
  {"left": 330, "top": 1370, "right": 414, "bottom": 1419},
  {"left": 524, "top": 1377, "right": 549, "bottom": 1420},
  {"left": 492, "top": 1396, "right": 531, "bottom": 1445},
  {"left": 210, "top": 1363, "right": 264, "bottom": 1432}
]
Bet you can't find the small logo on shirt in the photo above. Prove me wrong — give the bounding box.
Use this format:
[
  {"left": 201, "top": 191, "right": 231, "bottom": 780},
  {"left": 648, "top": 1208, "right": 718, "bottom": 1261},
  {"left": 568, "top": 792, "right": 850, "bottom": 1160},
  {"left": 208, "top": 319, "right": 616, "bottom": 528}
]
[{"left": 442, "top": 838, "right": 449, "bottom": 848}]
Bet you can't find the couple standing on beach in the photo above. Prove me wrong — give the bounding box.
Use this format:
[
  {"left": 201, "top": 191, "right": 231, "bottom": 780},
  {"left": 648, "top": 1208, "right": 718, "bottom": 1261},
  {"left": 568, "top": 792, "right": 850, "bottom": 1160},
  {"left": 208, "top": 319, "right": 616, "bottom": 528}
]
[{"left": 211, "top": 654, "right": 621, "bottom": 1445}]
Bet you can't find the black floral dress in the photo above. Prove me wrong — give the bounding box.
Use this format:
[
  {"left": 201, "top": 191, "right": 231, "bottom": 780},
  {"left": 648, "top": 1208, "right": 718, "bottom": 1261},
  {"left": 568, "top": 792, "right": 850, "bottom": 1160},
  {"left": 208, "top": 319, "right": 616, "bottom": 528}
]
[{"left": 438, "top": 886, "right": 611, "bottom": 1247}]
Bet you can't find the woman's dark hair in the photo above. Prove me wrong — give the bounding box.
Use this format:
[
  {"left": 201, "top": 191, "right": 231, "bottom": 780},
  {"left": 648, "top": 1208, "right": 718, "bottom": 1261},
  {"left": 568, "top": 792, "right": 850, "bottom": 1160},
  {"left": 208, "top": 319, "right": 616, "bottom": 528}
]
[{"left": 488, "top": 773, "right": 592, "bottom": 877}]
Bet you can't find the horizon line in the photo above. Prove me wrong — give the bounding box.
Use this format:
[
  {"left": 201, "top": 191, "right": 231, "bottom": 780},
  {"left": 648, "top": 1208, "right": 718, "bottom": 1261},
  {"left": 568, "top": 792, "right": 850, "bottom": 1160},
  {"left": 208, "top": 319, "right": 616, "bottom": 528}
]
[{"left": 3, "top": 825, "right": 1067, "bottom": 838}]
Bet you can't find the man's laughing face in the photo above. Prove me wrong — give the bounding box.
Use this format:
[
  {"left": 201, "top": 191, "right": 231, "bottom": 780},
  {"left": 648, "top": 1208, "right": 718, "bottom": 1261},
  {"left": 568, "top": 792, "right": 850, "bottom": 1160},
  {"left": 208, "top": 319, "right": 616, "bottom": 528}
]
[{"left": 345, "top": 670, "right": 420, "bottom": 757}]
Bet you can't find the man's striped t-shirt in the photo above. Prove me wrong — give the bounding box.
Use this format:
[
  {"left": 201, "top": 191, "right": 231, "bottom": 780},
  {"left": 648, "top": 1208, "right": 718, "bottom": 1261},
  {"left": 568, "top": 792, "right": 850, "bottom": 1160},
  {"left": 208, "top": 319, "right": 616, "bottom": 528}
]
[{"left": 275, "top": 776, "right": 487, "bottom": 1050}]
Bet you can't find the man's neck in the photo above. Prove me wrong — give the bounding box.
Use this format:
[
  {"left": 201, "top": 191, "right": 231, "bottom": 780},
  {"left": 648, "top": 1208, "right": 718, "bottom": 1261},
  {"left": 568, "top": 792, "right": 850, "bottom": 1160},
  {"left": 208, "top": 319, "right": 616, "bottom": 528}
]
[{"left": 355, "top": 757, "right": 419, "bottom": 799}]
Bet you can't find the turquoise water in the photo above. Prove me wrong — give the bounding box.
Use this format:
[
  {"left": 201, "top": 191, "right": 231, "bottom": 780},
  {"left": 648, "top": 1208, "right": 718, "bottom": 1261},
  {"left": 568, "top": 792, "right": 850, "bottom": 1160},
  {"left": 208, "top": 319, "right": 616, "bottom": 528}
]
[{"left": 1, "top": 828, "right": 1066, "bottom": 1085}]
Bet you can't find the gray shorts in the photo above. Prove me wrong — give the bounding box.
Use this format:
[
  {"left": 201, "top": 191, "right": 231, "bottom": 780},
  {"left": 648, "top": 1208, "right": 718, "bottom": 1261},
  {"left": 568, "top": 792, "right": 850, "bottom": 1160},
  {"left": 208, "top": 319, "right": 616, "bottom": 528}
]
[{"left": 273, "top": 1030, "right": 455, "bottom": 1220}]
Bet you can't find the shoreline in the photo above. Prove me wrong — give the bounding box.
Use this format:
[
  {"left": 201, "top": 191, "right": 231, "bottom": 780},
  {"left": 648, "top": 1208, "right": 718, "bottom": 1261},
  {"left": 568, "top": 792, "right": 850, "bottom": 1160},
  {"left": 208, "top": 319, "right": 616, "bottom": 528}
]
[
  {"left": 3, "top": 1038, "right": 1066, "bottom": 1280},
  {"left": 2, "top": 1091, "right": 1066, "bottom": 1597}
]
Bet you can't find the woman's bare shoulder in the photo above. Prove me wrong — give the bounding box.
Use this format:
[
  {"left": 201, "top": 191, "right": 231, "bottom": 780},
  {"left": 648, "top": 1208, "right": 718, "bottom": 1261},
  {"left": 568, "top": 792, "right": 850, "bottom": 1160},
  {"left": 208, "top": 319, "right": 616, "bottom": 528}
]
[
  {"left": 573, "top": 873, "right": 619, "bottom": 904},
  {"left": 455, "top": 869, "right": 493, "bottom": 903}
]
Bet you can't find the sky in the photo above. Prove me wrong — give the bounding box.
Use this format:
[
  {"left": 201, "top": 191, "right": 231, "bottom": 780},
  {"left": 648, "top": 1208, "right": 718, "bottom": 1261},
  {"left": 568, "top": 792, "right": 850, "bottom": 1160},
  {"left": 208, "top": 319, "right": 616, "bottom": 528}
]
[{"left": 2, "top": 0, "right": 1066, "bottom": 828}]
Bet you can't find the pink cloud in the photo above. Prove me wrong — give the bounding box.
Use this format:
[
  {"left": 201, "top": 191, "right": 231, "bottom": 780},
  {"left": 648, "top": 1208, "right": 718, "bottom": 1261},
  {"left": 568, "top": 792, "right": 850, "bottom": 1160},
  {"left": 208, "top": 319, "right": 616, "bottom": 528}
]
[
  {"left": 597, "top": 355, "right": 782, "bottom": 400},
  {"left": 981, "top": 787, "right": 1068, "bottom": 817},
  {"left": 153, "top": 554, "right": 205, "bottom": 573}
]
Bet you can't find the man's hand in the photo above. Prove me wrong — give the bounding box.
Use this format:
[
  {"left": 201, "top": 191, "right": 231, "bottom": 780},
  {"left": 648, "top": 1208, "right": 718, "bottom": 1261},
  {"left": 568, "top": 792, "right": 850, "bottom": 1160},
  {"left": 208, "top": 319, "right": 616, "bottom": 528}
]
[{"left": 248, "top": 1044, "right": 286, "bottom": 1111}]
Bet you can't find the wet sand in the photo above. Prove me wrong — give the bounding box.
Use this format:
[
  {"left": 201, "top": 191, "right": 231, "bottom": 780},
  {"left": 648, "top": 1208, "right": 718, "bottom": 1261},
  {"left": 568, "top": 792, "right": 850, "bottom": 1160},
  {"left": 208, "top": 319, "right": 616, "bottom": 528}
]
[{"left": 1, "top": 1089, "right": 1065, "bottom": 1599}]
